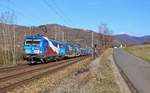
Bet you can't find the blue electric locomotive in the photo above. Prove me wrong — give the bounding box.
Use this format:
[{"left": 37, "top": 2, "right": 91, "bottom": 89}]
[{"left": 23, "top": 34, "right": 81, "bottom": 64}]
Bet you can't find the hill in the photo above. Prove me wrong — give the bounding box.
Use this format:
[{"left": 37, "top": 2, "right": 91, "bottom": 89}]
[
  {"left": 114, "top": 34, "right": 150, "bottom": 45},
  {"left": 0, "top": 24, "right": 105, "bottom": 48}
]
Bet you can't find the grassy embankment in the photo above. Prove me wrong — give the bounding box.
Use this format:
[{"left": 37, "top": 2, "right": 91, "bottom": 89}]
[
  {"left": 125, "top": 45, "right": 150, "bottom": 62},
  {"left": 8, "top": 57, "right": 92, "bottom": 93},
  {"left": 91, "top": 49, "right": 120, "bottom": 93},
  {"left": 50, "top": 49, "right": 121, "bottom": 93}
]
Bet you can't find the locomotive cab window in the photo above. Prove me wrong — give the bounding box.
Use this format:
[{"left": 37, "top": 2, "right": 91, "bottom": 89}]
[
  {"left": 25, "top": 39, "right": 40, "bottom": 45},
  {"left": 32, "top": 41, "right": 40, "bottom": 45}
]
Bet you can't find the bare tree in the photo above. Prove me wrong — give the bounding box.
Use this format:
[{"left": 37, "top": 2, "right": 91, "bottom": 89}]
[
  {"left": 99, "top": 24, "right": 113, "bottom": 49},
  {"left": 0, "top": 11, "right": 16, "bottom": 65}
]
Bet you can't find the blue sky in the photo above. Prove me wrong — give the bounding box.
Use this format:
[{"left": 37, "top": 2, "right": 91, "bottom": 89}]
[{"left": 0, "top": 0, "right": 150, "bottom": 36}]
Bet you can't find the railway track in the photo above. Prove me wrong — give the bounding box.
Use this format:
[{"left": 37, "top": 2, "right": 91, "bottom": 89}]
[
  {"left": 0, "top": 58, "right": 80, "bottom": 79},
  {"left": 0, "top": 56, "right": 90, "bottom": 93},
  {"left": 0, "top": 58, "right": 76, "bottom": 73},
  {"left": 113, "top": 49, "right": 139, "bottom": 93},
  {"left": 0, "top": 64, "right": 29, "bottom": 73}
]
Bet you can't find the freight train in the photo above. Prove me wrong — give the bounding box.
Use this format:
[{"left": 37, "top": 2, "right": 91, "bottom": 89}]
[{"left": 23, "top": 34, "right": 92, "bottom": 64}]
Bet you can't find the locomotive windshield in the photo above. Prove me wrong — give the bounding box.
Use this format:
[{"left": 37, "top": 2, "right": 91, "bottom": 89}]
[{"left": 25, "top": 39, "right": 40, "bottom": 45}]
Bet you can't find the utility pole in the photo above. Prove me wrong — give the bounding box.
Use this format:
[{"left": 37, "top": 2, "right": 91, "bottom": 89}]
[
  {"left": 91, "top": 31, "right": 94, "bottom": 48},
  {"left": 91, "top": 31, "right": 94, "bottom": 58},
  {"left": 54, "top": 25, "right": 57, "bottom": 40},
  {"left": 54, "top": 32, "right": 57, "bottom": 40},
  {"left": 13, "top": 23, "right": 16, "bottom": 64},
  {"left": 29, "top": 26, "right": 32, "bottom": 35},
  {"left": 62, "top": 31, "right": 64, "bottom": 41},
  {"left": 24, "top": 28, "right": 27, "bottom": 38}
]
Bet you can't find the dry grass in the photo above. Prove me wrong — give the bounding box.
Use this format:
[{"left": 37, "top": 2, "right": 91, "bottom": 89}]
[
  {"left": 91, "top": 49, "right": 120, "bottom": 93},
  {"left": 8, "top": 49, "right": 121, "bottom": 93},
  {"left": 7, "top": 57, "right": 92, "bottom": 93},
  {"left": 45, "top": 49, "right": 121, "bottom": 93},
  {"left": 125, "top": 45, "right": 150, "bottom": 62},
  {"left": 0, "top": 47, "right": 23, "bottom": 67}
]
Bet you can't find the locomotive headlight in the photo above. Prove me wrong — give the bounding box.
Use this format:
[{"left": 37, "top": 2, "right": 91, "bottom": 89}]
[{"left": 34, "top": 50, "right": 40, "bottom": 54}]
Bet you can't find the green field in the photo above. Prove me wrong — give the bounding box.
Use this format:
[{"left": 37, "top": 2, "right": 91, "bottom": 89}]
[{"left": 125, "top": 45, "right": 150, "bottom": 62}]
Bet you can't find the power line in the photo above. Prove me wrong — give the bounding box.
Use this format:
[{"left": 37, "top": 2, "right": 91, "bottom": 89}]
[
  {"left": 0, "top": 1, "right": 44, "bottom": 26},
  {"left": 2, "top": 0, "right": 73, "bottom": 26},
  {"left": 50, "top": 0, "right": 73, "bottom": 25},
  {"left": 43, "top": 0, "right": 72, "bottom": 26},
  {"left": 0, "top": 3, "right": 33, "bottom": 25}
]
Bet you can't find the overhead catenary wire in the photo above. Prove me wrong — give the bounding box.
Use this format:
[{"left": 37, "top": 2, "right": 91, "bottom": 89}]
[
  {"left": 42, "top": 0, "right": 72, "bottom": 26},
  {"left": 0, "top": 3, "right": 31, "bottom": 26},
  {"left": 0, "top": 1, "right": 47, "bottom": 36},
  {"left": 50, "top": 0, "right": 74, "bottom": 25},
  {"left": 1, "top": 0, "right": 46, "bottom": 27}
]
